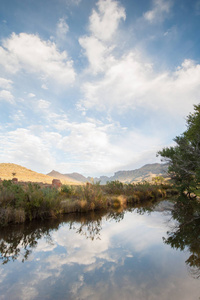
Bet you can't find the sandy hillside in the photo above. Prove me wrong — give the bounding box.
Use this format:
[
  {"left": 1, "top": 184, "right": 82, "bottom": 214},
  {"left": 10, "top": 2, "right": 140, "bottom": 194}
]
[{"left": 0, "top": 163, "right": 80, "bottom": 185}]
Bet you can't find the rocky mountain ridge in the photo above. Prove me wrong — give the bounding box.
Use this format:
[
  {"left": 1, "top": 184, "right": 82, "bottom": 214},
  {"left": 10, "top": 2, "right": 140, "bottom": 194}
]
[
  {"left": 0, "top": 162, "right": 169, "bottom": 185},
  {"left": 47, "top": 163, "right": 169, "bottom": 184}
]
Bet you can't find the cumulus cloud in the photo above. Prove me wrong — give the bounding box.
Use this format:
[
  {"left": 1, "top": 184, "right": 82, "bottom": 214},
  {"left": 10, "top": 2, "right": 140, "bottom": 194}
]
[
  {"left": 79, "top": 53, "right": 200, "bottom": 118},
  {"left": 0, "top": 82, "right": 165, "bottom": 176},
  {"left": 51, "top": 117, "right": 162, "bottom": 175},
  {"left": 41, "top": 83, "right": 48, "bottom": 90},
  {"left": 79, "top": 36, "right": 113, "bottom": 74},
  {"left": 0, "top": 128, "right": 56, "bottom": 172},
  {"left": 0, "top": 77, "right": 13, "bottom": 90},
  {"left": 0, "top": 33, "right": 76, "bottom": 86},
  {"left": 37, "top": 99, "right": 51, "bottom": 109},
  {"left": 0, "top": 89, "right": 14, "bottom": 103},
  {"left": 89, "top": 0, "right": 126, "bottom": 41},
  {"left": 56, "top": 18, "right": 69, "bottom": 41},
  {"left": 79, "top": 0, "right": 125, "bottom": 74},
  {"left": 11, "top": 110, "right": 25, "bottom": 123},
  {"left": 144, "top": 0, "right": 172, "bottom": 23},
  {"left": 27, "top": 93, "right": 35, "bottom": 98}
]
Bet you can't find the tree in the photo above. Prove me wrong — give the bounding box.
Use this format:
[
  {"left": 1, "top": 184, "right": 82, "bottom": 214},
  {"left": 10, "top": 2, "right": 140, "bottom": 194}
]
[
  {"left": 157, "top": 104, "right": 200, "bottom": 194},
  {"left": 163, "top": 195, "right": 200, "bottom": 279}
]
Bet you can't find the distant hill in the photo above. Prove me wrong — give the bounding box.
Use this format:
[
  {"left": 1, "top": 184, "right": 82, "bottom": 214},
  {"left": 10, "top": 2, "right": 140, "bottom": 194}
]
[
  {"left": 47, "top": 170, "right": 84, "bottom": 184},
  {"left": 92, "top": 163, "right": 169, "bottom": 184},
  {"left": 0, "top": 162, "right": 168, "bottom": 185},
  {"left": 0, "top": 163, "right": 79, "bottom": 185},
  {"left": 47, "top": 163, "right": 169, "bottom": 185},
  {"left": 110, "top": 163, "right": 169, "bottom": 184},
  {"left": 65, "top": 172, "right": 88, "bottom": 183}
]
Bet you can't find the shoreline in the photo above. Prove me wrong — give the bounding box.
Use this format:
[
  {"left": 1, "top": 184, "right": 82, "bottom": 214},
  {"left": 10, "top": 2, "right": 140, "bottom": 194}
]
[{"left": 0, "top": 179, "right": 178, "bottom": 227}]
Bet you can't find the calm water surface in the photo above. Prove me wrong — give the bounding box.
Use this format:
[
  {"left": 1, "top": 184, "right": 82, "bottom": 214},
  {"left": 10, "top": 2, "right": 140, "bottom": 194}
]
[{"left": 0, "top": 200, "right": 200, "bottom": 300}]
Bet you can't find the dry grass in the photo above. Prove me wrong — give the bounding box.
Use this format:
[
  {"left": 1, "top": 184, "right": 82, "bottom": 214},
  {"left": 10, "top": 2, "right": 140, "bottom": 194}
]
[{"left": 0, "top": 163, "right": 80, "bottom": 185}]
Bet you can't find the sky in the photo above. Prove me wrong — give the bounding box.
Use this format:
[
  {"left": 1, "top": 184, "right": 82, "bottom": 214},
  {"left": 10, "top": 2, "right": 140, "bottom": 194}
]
[{"left": 0, "top": 0, "right": 200, "bottom": 177}]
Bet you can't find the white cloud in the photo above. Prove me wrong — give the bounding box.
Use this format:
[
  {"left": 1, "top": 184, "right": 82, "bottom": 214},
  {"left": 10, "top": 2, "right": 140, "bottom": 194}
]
[
  {"left": 0, "top": 89, "right": 14, "bottom": 103},
  {"left": 79, "top": 36, "right": 112, "bottom": 74},
  {"left": 144, "top": 0, "right": 172, "bottom": 23},
  {"left": 0, "top": 33, "right": 76, "bottom": 86},
  {"left": 79, "top": 53, "right": 200, "bottom": 118},
  {"left": 52, "top": 118, "right": 162, "bottom": 175},
  {"left": 0, "top": 128, "right": 56, "bottom": 172},
  {"left": 56, "top": 18, "right": 69, "bottom": 41},
  {"left": 28, "top": 93, "right": 35, "bottom": 98},
  {"left": 79, "top": 0, "right": 125, "bottom": 74},
  {"left": 11, "top": 110, "right": 25, "bottom": 122},
  {"left": 37, "top": 99, "right": 51, "bottom": 109},
  {"left": 41, "top": 83, "right": 48, "bottom": 90},
  {"left": 89, "top": 0, "right": 126, "bottom": 41},
  {"left": 0, "top": 94, "right": 164, "bottom": 176},
  {"left": 0, "top": 77, "right": 13, "bottom": 90}
]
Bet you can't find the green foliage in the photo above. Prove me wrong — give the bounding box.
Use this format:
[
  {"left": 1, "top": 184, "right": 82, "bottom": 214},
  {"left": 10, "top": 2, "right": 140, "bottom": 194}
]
[
  {"left": 25, "top": 184, "right": 61, "bottom": 220},
  {"left": 61, "top": 185, "right": 74, "bottom": 197},
  {"left": 157, "top": 104, "right": 200, "bottom": 194},
  {"left": 163, "top": 195, "right": 200, "bottom": 279},
  {"left": 0, "top": 178, "right": 174, "bottom": 226},
  {"left": 152, "top": 176, "right": 164, "bottom": 185},
  {"left": 0, "top": 180, "right": 26, "bottom": 208},
  {"left": 80, "top": 183, "right": 107, "bottom": 210},
  {"left": 105, "top": 180, "right": 125, "bottom": 195}
]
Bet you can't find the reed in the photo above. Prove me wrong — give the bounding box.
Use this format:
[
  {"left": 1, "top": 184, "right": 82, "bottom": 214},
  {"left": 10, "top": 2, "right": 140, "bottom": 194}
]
[{"left": 0, "top": 180, "right": 176, "bottom": 226}]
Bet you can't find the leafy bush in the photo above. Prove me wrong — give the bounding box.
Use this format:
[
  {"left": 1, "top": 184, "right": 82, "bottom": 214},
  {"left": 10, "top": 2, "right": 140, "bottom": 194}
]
[{"left": 0, "top": 178, "right": 176, "bottom": 226}]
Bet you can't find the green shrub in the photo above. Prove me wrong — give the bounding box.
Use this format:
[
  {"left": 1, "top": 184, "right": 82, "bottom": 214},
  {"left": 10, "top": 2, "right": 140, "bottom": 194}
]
[
  {"left": 105, "top": 181, "right": 124, "bottom": 195},
  {"left": 61, "top": 185, "right": 74, "bottom": 197}
]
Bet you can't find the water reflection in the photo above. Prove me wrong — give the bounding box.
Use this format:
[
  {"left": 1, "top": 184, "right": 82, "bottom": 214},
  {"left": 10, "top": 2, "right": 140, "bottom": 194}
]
[
  {"left": 163, "top": 196, "right": 200, "bottom": 279},
  {"left": 0, "top": 219, "right": 59, "bottom": 264},
  {"left": 0, "top": 199, "right": 200, "bottom": 300},
  {"left": 0, "top": 203, "right": 152, "bottom": 265},
  {"left": 1, "top": 198, "right": 200, "bottom": 279}
]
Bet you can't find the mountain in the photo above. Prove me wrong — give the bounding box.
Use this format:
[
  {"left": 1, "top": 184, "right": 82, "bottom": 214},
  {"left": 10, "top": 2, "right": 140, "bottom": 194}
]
[
  {"left": 47, "top": 163, "right": 169, "bottom": 185},
  {"left": 0, "top": 162, "right": 169, "bottom": 185},
  {"left": 92, "top": 163, "right": 169, "bottom": 184},
  {"left": 64, "top": 172, "right": 88, "bottom": 183},
  {"left": 0, "top": 163, "right": 54, "bottom": 183},
  {"left": 47, "top": 170, "right": 87, "bottom": 184},
  {"left": 0, "top": 163, "right": 79, "bottom": 184},
  {"left": 111, "top": 163, "right": 168, "bottom": 183}
]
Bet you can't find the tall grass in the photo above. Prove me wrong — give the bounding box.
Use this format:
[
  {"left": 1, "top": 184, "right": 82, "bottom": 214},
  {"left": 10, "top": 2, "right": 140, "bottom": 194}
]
[{"left": 0, "top": 180, "right": 176, "bottom": 226}]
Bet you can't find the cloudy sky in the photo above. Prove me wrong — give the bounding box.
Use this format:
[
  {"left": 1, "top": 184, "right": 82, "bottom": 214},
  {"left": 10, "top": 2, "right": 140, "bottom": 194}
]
[{"left": 0, "top": 0, "right": 200, "bottom": 176}]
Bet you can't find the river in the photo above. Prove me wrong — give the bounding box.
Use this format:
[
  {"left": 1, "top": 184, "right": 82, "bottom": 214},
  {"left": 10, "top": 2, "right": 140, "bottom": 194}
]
[{"left": 0, "top": 199, "right": 199, "bottom": 300}]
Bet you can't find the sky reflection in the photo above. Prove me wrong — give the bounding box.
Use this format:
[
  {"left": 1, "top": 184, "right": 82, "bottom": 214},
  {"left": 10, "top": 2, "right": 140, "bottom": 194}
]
[{"left": 0, "top": 206, "right": 199, "bottom": 300}]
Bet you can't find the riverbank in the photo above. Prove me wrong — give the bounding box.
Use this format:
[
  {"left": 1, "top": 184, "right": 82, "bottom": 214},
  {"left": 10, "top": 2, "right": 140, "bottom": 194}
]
[{"left": 0, "top": 180, "right": 178, "bottom": 226}]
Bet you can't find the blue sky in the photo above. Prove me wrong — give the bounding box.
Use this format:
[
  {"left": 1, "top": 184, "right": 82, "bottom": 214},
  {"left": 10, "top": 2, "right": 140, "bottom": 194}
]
[{"left": 0, "top": 0, "right": 200, "bottom": 176}]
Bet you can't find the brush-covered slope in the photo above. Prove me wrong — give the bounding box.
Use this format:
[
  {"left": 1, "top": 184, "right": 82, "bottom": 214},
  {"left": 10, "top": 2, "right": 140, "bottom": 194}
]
[{"left": 0, "top": 163, "right": 78, "bottom": 184}]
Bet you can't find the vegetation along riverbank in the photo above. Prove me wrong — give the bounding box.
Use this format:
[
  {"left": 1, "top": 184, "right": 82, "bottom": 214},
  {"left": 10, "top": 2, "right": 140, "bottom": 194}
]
[{"left": 0, "top": 179, "right": 178, "bottom": 226}]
